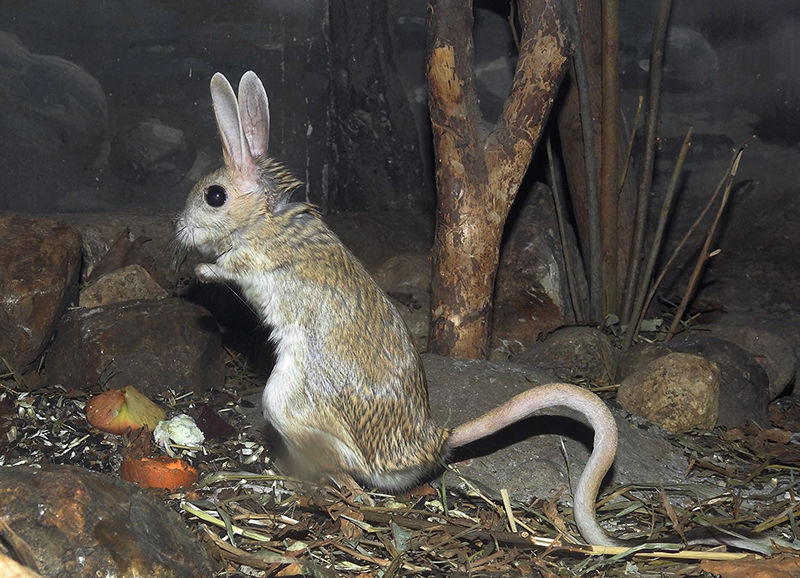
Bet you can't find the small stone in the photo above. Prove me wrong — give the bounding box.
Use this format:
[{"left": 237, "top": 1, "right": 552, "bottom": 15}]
[
  {"left": 80, "top": 264, "right": 168, "bottom": 308},
  {"left": 0, "top": 215, "right": 82, "bottom": 371},
  {"left": 87, "top": 229, "right": 155, "bottom": 283},
  {"left": 44, "top": 298, "right": 225, "bottom": 397},
  {"left": 617, "top": 353, "right": 721, "bottom": 433},
  {"left": 512, "top": 326, "right": 616, "bottom": 384}
]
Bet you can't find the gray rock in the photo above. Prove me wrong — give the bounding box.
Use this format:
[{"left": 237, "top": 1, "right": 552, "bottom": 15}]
[
  {"left": 512, "top": 326, "right": 616, "bottom": 384},
  {"left": 0, "top": 33, "right": 108, "bottom": 212},
  {"left": 49, "top": 210, "right": 434, "bottom": 292},
  {"left": 619, "top": 335, "right": 770, "bottom": 427},
  {"left": 663, "top": 26, "right": 719, "bottom": 84},
  {"left": 698, "top": 318, "right": 797, "bottom": 399},
  {"left": 0, "top": 464, "right": 213, "bottom": 578},
  {"left": 112, "top": 118, "right": 193, "bottom": 185},
  {"left": 0, "top": 215, "right": 82, "bottom": 373},
  {"left": 490, "top": 184, "right": 573, "bottom": 360},
  {"left": 423, "top": 354, "right": 688, "bottom": 504},
  {"left": 79, "top": 264, "right": 168, "bottom": 308},
  {"left": 704, "top": 312, "right": 800, "bottom": 390},
  {"left": 45, "top": 298, "right": 225, "bottom": 398},
  {"left": 617, "top": 353, "right": 720, "bottom": 433},
  {"left": 240, "top": 352, "right": 689, "bottom": 508}
]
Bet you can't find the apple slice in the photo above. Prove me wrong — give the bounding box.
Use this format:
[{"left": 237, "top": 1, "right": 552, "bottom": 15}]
[{"left": 86, "top": 386, "right": 166, "bottom": 435}]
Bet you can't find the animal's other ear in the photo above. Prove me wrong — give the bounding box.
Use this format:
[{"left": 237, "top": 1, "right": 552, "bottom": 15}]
[
  {"left": 238, "top": 70, "right": 270, "bottom": 159},
  {"left": 209, "top": 72, "right": 258, "bottom": 182}
]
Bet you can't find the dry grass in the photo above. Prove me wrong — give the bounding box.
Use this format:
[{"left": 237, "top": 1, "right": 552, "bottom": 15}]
[{"left": 1, "top": 355, "right": 799, "bottom": 577}]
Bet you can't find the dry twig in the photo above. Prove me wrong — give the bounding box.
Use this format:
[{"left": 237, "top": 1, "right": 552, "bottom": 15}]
[
  {"left": 623, "top": 126, "right": 693, "bottom": 349},
  {"left": 667, "top": 143, "right": 747, "bottom": 338},
  {"left": 621, "top": 0, "right": 674, "bottom": 325}
]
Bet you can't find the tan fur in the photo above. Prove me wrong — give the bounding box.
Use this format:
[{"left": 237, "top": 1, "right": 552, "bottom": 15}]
[{"left": 176, "top": 72, "right": 621, "bottom": 545}]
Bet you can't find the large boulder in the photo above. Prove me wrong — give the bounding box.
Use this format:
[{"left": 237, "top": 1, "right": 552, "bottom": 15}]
[
  {"left": 0, "top": 465, "right": 213, "bottom": 578},
  {"left": 697, "top": 317, "right": 797, "bottom": 399},
  {"left": 111, "top": 118, "right": 193, "bottom": 186},
  {"left": 0, "top": 33, "right": 108, "bottom": 212},
  {"left": 513, "top": 326, "right": 616, "bottom": 384}
]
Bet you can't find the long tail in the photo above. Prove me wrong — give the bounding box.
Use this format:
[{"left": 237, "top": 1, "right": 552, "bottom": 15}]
[{"left": 446, "top": 383, "right": 620, "bottom": 546}]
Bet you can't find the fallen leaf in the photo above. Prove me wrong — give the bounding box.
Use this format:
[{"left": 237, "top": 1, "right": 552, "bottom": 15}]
[
  {"left": 701, "top": 554, "right": 800, "bottom": 578},
  {"left": 275, "top": 563, "right": 303, "bottom": 576},
  {"left": 195, "top": 404, "right": 236, "bottom": 440}
]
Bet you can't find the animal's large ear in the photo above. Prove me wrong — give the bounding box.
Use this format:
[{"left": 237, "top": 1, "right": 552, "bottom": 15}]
[
  {"left": 237, "top": 70, "right": 270, "bottom": 159},
  {"left": 209, "top": 73, "right": 257, "bottom": 181}
]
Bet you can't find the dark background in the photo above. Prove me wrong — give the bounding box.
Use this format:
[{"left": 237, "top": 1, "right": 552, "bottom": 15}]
[{"left": 1, "top": 0, "right": 798, "bottom": 273}]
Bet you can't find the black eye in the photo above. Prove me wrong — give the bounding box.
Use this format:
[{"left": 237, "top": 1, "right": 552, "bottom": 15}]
[{"left": 205, "top": 185, "right": 227, "bottom": 207}]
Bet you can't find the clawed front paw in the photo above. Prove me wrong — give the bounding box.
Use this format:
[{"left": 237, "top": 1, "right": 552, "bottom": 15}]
[{"left": 194, "top": 263, "right": 223, "bottom": 284}]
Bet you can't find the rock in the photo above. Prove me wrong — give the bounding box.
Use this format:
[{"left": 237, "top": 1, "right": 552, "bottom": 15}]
[
  {"left": 422, "top": 354, "right": 689, "bottom": 504},
  {"left": 0, "top": 215, "right": 82, "bottom": 372},
  {"left": 0, "top": 33, "right": 108, "bottom": 212},
  {"left": 619, "top": 335, "right": 770, "bottom": 428},
  {"left": 48, "top": 211, "right": 434, "bottom": 298},
  {"left": 617, "top": 353, "right": 721, "bottom": 433},
  {"left": 490, "top": 183, "right": 574, "bottom": 360},
  {"left": 662, "top": 27, "right": 719, "bottom": 85},
  {"left": 112, "top": 118, "right": 193, "bottom": 185},
  {"left": 79, "top": 264, "right": 168, "bottom": 308},
  {"left": 87, "top": 229, "right": 157, "bottom": 283},
  {"left": 0, "top": 465, "right": 213, "bottom": 578},
  {"left": 372, "top": 253, "right": 431, "bottom": 351},
  {"left": 44, "top": 214, "right": 180, "bottom": 292},
  {"left": 44, "top": 298, "right": 225, "bottom": 397},
  {"left": 698, "top": 318, "right": 797, "bottom": 399},
  {"left": 512, "top": 326, "right": 616, "bottom": 384}
]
